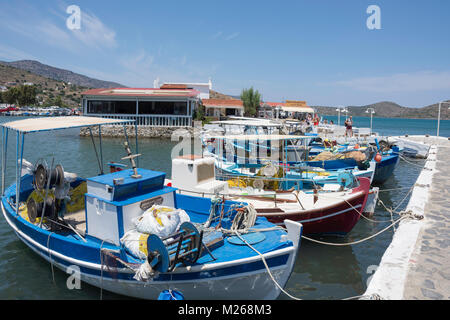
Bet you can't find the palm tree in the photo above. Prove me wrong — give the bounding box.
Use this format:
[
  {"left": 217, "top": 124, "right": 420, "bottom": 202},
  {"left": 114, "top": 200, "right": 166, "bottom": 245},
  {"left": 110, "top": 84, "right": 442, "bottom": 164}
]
[{"left": 240, "top": 87, "right": 261, "bottom": 117}]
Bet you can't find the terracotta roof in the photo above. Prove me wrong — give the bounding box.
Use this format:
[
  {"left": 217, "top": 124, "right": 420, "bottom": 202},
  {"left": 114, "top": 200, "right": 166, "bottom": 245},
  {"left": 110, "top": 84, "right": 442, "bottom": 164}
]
[
  {"left": 81, "top": 87, "right": 200, "bottom": 98},
  {"left": 160, "top": 84, "right": 188, "bottom": 89},
  {"left": 261, "top": 102, "right": 286, "bottom": 107},
  {"left": 285, "top": 100, "right": 308, "bottom": 107},
  {"left": 202, "top": 99, "right": 243, "bottom": 107}
]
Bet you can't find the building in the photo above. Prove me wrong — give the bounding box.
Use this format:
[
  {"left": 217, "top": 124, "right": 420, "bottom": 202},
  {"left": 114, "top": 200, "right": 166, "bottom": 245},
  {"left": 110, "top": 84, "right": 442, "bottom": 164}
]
[
  {"left": 201, "top": 99, "right": 244, "bottom": 118},
  {"left": 81, "top": 87, "right": 200, "bottom": 127},
  {"left": 258, "top": 102, "right": 286, "bottom": 118},
  {"left": 154, "top": 79, "right": 212, "bottom": 100}
]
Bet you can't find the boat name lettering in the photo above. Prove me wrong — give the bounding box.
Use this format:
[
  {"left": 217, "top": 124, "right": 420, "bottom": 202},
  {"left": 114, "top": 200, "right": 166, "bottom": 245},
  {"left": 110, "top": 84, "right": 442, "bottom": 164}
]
[{"left": 140, "top": 196, "right": 163, "bottom": 210}]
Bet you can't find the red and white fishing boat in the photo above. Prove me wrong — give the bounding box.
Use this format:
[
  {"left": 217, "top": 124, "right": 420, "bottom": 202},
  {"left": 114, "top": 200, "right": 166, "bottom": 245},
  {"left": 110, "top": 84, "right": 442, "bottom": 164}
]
[{"left": 167, "top": 155, "right": 371, "bottom": 236}]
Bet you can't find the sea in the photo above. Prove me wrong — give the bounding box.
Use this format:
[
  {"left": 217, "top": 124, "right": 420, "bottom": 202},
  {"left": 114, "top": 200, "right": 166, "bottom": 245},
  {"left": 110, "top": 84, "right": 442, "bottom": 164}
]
[{"left": 0, "top": 116, "right": 448, "bottom": 300}]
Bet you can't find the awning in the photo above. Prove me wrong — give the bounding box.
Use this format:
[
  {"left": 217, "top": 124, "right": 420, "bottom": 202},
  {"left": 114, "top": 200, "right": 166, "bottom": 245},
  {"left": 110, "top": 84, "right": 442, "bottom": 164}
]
[
  {"left": 281, "top": 106, "right": 315, "bottom": 113},
  {"left": 204, "top": 105, "right": 244, "bottom": 109},
  {"left": 1, "top": 116, "right": 134, "bottom": 133},
  {"left": 209, "top": 134, "right": 310, "bottom": 141}
]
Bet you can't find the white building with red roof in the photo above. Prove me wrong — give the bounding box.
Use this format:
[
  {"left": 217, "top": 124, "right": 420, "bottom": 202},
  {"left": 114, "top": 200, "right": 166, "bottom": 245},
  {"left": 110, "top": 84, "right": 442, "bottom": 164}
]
[
  {"left": 81, "top": 87, "right": 200, "bottom": 127},
  {"left": 201, "top": 98, "right": 244, "bottom": 117}
]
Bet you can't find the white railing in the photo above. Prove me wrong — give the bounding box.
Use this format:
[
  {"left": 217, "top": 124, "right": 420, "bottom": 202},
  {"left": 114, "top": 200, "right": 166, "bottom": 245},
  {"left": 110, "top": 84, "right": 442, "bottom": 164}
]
[{"left": 86, "top": 114, "right": 192, "bottom": 127}]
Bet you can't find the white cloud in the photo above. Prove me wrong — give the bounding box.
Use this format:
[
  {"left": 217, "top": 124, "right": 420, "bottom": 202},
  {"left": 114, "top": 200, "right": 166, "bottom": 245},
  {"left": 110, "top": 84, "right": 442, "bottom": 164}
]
[
  {"left": 225, "top": 32, "right": 240, "bottom": 41},
  {"left": 120, "top": 50, "right": 155, "bottom": 72},
  {"left": 333, "top": 71, "right": 450, "bottom": 93},
  {"left": 0, "top": 3, "right": 116, "bottom": 52},
  {"left": 69, "top": 11, "right": 117, "bottom": 49},
  {"left": 212, "top": 31, "right": 223, "bottom": 39}
]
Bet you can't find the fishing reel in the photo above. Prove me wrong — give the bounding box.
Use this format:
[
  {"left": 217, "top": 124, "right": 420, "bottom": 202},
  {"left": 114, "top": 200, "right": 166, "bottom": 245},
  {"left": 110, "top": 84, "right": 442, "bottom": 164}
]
[
  {"left": 27, "top": 196, "right": 56, "bottom": 224},
  {"left": 32, "top": 159, "right": 65, "bottom": 191},
  {"left": 337, "top": 171, "right": 357, "bottom": 189},
  {"left": 146, "top": 222, "right": 203, "bottom": 273}
]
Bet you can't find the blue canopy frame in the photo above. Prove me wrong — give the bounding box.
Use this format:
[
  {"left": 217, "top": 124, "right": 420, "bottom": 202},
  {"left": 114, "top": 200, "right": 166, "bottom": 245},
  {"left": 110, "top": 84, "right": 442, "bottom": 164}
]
[{"left": 1, "top": 116, "right": 139, "bottom": 216}]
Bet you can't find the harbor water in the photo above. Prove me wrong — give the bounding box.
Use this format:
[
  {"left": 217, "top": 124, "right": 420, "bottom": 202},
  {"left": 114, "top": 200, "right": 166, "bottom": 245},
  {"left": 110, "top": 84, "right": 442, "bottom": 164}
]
[{"left": 0, "top": 116, "right": 448, "bottom": 299}]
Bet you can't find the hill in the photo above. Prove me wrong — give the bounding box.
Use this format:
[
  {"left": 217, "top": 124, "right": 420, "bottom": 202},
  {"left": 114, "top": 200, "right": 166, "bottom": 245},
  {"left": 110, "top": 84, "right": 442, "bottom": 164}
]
[
  {"left": 312, "top": 101, "right": 450, "bottom": 120},
  {"left": 0, "top": 60, "right": 124, "bottom": 88},
  {"left": 0, "top": 63, "right": 88, "bottom": 107}
]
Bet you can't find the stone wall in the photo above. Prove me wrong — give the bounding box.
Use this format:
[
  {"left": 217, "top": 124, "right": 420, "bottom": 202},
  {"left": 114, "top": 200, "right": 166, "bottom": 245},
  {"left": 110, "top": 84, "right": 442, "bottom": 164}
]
[{"left": 79, "top": 125, "right": 199, "bottom": 139}]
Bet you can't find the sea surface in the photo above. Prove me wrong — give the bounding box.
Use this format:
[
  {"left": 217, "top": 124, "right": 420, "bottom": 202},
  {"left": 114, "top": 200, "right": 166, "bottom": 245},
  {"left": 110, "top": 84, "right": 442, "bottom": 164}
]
[{"left": 0, "top": 116, "right": 445, "bottom": 300}]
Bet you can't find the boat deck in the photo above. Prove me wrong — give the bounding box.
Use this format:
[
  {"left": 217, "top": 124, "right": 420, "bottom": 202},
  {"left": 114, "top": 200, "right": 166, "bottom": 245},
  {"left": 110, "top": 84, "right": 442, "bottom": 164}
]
[{"left": 64, "top": 209, "right": 86, "bottom": 235}]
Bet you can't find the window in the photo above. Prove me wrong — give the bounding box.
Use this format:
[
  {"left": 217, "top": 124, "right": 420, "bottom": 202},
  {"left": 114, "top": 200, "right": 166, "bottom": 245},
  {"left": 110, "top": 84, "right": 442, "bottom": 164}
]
[{"left": 87, "top": 100, "right": 135, "bottom": 114}]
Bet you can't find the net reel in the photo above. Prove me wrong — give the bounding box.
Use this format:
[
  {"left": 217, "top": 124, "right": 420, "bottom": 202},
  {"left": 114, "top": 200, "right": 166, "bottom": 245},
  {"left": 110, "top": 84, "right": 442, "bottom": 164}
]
[
  {"left": 26, "top": 196, "right": 57, "bottom": 225},
  {"left": 146, "top": 222, "right": 204, "bottom": 273},
  {"left": 33, "top": 160, "right": 65, "bottom": 191},
  {"left": 337, "top": 171, "right": 356, "bottom": 189}
]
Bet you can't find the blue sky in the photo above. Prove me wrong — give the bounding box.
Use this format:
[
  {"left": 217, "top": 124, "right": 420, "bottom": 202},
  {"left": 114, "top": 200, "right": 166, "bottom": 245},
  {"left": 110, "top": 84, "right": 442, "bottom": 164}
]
[{"left": 0, "top": 0, "right": 449, "bottom": 107}]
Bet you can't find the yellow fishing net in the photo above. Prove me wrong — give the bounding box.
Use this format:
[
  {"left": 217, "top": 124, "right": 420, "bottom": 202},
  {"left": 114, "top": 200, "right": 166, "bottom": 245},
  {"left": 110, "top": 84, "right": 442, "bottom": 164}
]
[{"left": 19, "top": 181, "right": 87, "bottom": 223}]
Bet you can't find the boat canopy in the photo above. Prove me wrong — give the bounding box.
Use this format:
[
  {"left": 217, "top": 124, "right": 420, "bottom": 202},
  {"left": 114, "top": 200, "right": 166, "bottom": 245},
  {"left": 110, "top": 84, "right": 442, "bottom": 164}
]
[
  {"left": 210, "top": 120, "right": 283, "bottom": 127},
  {"left": 210, "top": 134, "right": 310, "bottom": 140},
  {"left": 1, "top": 116, "right": 133, "bottom": 133}
]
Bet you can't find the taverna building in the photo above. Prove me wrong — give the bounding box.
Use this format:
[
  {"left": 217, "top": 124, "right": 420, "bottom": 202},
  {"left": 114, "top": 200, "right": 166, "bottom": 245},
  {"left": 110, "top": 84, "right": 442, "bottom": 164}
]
[{"left": 81, "top": 84, "right": 203, "bottom": 127}]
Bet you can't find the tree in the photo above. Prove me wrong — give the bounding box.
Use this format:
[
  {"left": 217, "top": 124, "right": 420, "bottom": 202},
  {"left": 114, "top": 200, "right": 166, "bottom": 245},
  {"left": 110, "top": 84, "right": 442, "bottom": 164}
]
[
  {"left": 193, "top": 104, "right": 205, "bottom": 121},
  {"left": 2, "top": 85, "right": 37, "bottom": 106},
  {"left": 2, "top": 87, "right": 20, "bottom": 105},
  {"left": 240, "top": 87, "right": 261, "bottom": 117},
  {"left": 17, "top": 85, "right": 37, "bottom": 106}
]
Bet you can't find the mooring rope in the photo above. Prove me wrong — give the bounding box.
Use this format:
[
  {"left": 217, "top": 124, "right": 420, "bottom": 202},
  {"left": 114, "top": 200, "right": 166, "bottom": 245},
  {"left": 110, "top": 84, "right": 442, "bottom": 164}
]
[
  {"left": 398, "top": 154, "right": 426, "bottom": 168},
  {"left": 47, "top": 232, "right": 55, "bottom": 284},
  {"left": 301, "top": 216, "right": 408, "bottom": 246},
  {"left": 233, "top": 230, "right": 302, "bottom": 300}
]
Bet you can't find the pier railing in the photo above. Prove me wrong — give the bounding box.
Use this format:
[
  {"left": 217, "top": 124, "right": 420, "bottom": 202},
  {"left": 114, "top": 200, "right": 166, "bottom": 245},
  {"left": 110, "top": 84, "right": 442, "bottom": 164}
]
[{"left": 86, "top": 114, "right": 192, "bottom": 127}]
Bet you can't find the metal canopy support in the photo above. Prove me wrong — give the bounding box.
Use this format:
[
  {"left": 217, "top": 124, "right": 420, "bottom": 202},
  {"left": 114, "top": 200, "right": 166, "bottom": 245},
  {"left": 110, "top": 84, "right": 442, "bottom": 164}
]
[
  {"left": 98, "top": 125, "right": 104, "bottom": 174},
  {"left": 2, "top": 127, "right": 9, "bottom": 195},
  {"left": 135, "top": 121, "right": 139, "bottom": 167},
  {"left": 89, "top": 127, "right": 103, "bottom": 175},
  {"left": 15, "top": 131, "right": 25, "bottom": 215}
]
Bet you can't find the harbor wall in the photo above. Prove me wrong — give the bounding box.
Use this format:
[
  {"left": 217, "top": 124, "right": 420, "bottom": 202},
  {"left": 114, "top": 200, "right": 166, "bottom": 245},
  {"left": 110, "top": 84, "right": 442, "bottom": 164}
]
[
  {"left": 79, "top": 125, "right": 200, "bottom": 139},
  {"left": 363, "top": 136, "right": 441, "bottom": 299}
]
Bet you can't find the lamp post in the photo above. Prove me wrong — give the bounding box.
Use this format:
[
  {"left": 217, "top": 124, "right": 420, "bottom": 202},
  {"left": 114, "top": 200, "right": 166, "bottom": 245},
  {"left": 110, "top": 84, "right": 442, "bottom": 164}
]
[
  {"left": 365, "top": 107, "right": 375, "bottom": 135},
  {"left": 335, "top": 106, "right": 348, "bottom": 126},
  {"left": 437, "top": 101, "right": 450, "bottom": 137}
]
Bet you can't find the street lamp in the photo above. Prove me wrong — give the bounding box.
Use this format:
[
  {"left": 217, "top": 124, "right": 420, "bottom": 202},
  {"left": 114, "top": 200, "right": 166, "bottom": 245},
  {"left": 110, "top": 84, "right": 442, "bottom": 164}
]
[
  {"left": 437, "top": 101, "right": 450, "bottom": 137},
  {"left": 365, "top": 108, "right": 375, "bottom": 135},
  {"left": 335, "top": 106, "right": 348, "bottom": 126}
]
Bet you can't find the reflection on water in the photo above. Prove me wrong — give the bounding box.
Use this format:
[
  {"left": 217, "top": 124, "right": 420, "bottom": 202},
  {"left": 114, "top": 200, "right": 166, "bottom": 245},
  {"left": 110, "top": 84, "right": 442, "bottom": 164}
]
[{"left": 0, "top": 117, "right": 425, "bottom": 299}]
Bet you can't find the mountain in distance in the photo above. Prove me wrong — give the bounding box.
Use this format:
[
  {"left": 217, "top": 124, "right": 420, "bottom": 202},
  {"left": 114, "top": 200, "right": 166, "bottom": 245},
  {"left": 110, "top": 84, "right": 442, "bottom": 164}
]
[
  {"left": 0, "top": 60, "right": 125, "bottom": 89},
  {"left": 312, "top": 101, "right": 450, "bottom": 120}
]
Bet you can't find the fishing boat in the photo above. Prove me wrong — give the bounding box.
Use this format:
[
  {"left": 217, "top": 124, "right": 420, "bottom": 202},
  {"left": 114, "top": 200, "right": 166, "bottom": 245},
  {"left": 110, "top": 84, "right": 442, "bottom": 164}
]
[
  {"left": 168, "top": 155, "right": 371, "bottom": 236},
  {"left": 204, "top": 134, "right": 376, "bottom": 189},
  {"left": 0, "top": 116, "right": 302, "bottom": 300}
]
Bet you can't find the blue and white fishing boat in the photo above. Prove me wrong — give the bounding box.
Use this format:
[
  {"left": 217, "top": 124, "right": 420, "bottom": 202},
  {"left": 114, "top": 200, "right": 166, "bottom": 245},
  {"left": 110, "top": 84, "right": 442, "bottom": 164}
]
[
  {"left": 203, "top": 134, "right": 375, "bottom": 190},
  {"left": 0, "top": 116, "right": 302, "bottom": 300}
]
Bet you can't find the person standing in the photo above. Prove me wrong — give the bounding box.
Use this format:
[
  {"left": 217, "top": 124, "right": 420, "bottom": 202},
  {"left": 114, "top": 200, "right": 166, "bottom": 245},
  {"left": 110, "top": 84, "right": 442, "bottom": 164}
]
[
  {"left": 313, "top": 114, "right": 320, "bottom": 126},
  {"left": 344, "top": 116, "right": 353, "bottom": 137}
]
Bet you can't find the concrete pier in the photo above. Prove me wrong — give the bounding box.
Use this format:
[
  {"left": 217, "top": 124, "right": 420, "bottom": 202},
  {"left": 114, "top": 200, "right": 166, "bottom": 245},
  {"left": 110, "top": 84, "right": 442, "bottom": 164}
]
[{"left": 364, "top": 136, "right": 450, "bottom": 300}]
